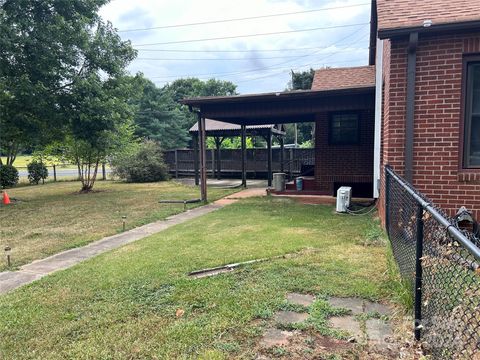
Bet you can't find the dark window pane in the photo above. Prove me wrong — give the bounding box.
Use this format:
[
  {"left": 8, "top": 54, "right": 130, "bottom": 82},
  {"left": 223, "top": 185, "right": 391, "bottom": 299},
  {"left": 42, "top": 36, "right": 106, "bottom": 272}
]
[
  {"left": 465, "top": 62, "right": 480, "bottom": 167},
  {"left": 330, "top": 113, "right": 359, "bottom": 145},
  {"left": 469, "top": 115, "right": 480, "bottom": 166}
]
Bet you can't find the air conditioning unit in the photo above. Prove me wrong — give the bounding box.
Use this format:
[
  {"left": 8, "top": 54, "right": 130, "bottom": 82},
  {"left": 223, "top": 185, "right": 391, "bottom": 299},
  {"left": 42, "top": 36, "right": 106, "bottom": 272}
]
[{"left": 336, "top": 186, "right": 352, "bottom": 213}]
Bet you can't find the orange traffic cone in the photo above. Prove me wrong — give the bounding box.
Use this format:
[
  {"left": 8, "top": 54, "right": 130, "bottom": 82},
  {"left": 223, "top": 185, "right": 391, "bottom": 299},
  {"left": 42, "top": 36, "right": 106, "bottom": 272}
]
[{"left": 2, "top": 191, "right": 11, "bottom": 205}]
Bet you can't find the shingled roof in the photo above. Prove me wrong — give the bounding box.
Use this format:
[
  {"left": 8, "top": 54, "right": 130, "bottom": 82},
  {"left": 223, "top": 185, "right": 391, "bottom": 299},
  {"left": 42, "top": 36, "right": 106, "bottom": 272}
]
[
  {"left": 377, "top": 0, "right": 480, "bottom": 37},
  {"left": 311, "top": 66, "right": 375, "bottom": 92},
  {"left": 189, "top": 119, "right": 285, "bottom": 137}
]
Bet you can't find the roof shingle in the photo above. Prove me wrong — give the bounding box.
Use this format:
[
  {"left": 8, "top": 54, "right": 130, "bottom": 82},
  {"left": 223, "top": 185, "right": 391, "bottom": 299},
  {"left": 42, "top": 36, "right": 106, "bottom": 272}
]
[
  {"left": 377, "top": 0, "right": 480, "bottom": 35},
  {"left": 311, "top": 66, "right": 375, "bottom": 92},
  {"left": 189, "top": 119, "right": 277, "bottom": 133}
]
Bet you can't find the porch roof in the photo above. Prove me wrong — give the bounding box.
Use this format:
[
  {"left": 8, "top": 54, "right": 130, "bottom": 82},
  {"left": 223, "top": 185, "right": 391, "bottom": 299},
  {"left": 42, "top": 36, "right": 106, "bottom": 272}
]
[
  {"left": 189, "top": 119, "right": 285, "bottom": 138},
  {"left": 180, "top": 86, "right": 375, "bottom": 126}
]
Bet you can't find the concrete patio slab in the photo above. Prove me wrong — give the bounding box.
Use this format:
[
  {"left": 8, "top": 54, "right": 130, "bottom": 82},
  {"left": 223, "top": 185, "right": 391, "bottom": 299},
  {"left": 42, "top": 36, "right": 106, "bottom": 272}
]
[
  {"left": 366, "top": 319, "right": 392, "bottom": 348},
  {"left": 328, "top": 297, "right": 364, "bottom": 315},
  {"left": 364, "top": 301, "right": 391, "bottom": 316},
  {"left": 286, "top": 293, "right": 315, "bottom": 307},
  {"left": 260, "top": 328, "right": 295, "bottom": 347},
  {"left": 274, "top": 311, "right": 309, "bottom": 325},
  {"left": 329, "top": 316, "right": 363, "bottom": 340}
]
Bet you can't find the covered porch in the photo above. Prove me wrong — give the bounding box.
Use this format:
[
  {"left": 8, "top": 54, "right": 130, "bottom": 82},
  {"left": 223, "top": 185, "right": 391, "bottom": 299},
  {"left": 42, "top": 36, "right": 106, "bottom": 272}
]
[
  {"left": 181, "top": 83, "right": 375, "bottom": 202},
  {"left": 189, "top": 119, "right": 286, "bottom": 186}
]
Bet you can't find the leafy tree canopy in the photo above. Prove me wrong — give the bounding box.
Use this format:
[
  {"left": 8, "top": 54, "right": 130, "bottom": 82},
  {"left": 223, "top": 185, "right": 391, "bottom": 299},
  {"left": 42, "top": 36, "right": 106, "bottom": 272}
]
[
  {"left": 131, "top": 77, "right": 238, "bottom": 150},
  {"left": 0, "top": 0, "right": 136, "bottom": 164}
]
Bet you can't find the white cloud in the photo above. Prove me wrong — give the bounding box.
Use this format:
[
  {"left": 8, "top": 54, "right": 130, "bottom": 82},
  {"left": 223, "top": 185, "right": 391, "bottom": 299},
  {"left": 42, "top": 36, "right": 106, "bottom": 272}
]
[{"left": 100, "top": 0, "right": 371, "bottom": 93}]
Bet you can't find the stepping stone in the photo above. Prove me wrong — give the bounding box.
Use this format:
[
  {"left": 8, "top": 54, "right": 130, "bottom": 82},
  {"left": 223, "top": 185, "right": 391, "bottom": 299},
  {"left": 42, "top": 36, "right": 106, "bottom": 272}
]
[
  {"left": 328, "top": 297, "right": 364, "bottom": 315},
  {"left": 329, "top": 316, "right": 363, "bottom": 339},
  {"left": 364, "top": 301, "right": 391, "bottom": 316},
  {"left": 286, "top": 293, "right": 315, "bottom": 307},
  {"left": 260, "top": 328, "right": 294, "bottom": 347},
  {"left": 274, "top": 311, "right": 309, "bottom": 325},
  {"left": 366, "top": 319, "right": 392, "bottom": 349}
]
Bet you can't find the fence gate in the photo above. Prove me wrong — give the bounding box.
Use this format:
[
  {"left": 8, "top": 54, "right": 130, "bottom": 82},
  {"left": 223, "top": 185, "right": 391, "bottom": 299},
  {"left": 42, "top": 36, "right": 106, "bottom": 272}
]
[{"left": 385, "top": 165, "right": 480, "bottom": 359}]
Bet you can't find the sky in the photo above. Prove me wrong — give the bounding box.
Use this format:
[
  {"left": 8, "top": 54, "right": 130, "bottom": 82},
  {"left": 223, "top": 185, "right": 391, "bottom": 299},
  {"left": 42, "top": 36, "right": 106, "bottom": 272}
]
[{"left": 100, "top": 0, "right": 372, "bottom": 94}]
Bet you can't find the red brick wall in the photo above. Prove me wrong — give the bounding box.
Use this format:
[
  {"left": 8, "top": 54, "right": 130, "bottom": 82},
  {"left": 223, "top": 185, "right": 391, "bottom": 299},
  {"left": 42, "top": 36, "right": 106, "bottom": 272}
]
[
  {"left": 314, "top": 109, "right": 375, "bottom": 196},
  {"left": 381, "top": 32, "right": 480, "bottom": 220}
]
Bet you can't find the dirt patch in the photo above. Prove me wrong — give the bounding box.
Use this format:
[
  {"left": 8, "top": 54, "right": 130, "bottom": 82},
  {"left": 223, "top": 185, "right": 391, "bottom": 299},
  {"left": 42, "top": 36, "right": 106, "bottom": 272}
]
[{"left": 256, "top": 331, "right": 354, "bottom": 359}]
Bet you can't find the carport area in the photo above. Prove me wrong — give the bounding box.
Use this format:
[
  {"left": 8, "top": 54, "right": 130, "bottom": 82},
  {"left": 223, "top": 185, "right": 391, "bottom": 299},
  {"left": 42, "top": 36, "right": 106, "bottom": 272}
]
[
  {"left": 189, "top": 119, "right": 285, "bottom": 186},
  {"left": 181, "top": 84, "right": 376, "bottom": 202}
]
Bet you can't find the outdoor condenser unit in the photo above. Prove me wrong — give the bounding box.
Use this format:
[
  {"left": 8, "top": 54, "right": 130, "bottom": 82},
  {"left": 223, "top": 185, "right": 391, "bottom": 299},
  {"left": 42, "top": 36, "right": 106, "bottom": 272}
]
[{"left": 336, "top": 186, "right": 352, "bottom": 213}]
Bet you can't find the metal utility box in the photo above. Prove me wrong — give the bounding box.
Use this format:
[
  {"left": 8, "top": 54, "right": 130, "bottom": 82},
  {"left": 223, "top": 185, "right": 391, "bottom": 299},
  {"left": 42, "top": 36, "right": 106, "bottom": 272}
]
[
  {"left": 336, "top": 186, "right": 352, "bottom": 213},
  {"left": 272, "top": 173, "right": 286, "bottom": 192}
]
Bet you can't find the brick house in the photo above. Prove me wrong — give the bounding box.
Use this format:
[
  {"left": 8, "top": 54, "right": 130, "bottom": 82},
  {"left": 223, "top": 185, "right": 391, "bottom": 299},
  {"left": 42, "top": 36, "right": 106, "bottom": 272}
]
[
  {"left": 182, "top": 0, "right": 480, "bottom": 219},
  {"left": 311, "top": 66, "right": 376, "bottom": 197},
  {"left": 371, "top": 0, "right": 480, "bottom": 220}
]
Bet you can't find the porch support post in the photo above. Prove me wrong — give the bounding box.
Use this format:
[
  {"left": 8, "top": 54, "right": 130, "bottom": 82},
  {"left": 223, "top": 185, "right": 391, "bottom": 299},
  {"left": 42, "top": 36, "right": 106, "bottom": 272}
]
[
  {"left": 405, "top": 32, "right": 418, "bottom": 183},
  {"left": 267, "top": 132, "right": 272, "bottom": 187},
  {"left": 279, "top": 136, "right": 285, "bottom": 173},
  {"left": 214, "top": 137, "right": 223, "bottom": 180},
  {"left": 193, "top": 134, "right": 199, "bottom": 186},
  {"left": 198, "top": 114, "right": 207, "bottom": 202},
  {"left": 241, "top": 125, "right": 247, "bottom": 188}
]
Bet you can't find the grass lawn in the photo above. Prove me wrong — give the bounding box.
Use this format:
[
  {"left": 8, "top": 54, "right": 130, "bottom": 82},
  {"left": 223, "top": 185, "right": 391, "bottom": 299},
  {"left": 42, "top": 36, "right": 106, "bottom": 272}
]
[
  {"left": 0, "top": 197, "right": 393, "bottom": 359},
  {"left": 2, "top": 155, "right": 77, "bottom": 169},
  {"left": 0, "top": 181, "right": 235, "bottom": 271}
]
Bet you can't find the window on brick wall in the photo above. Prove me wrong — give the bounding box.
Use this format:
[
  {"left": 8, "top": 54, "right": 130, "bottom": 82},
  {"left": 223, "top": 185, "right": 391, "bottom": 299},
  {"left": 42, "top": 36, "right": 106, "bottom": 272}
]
[
  {"left": 464, "top": 60, "right": 480, "bottom": 168},
  {"left": 329, "top": 112, "right": 360, "bottom": 145}
]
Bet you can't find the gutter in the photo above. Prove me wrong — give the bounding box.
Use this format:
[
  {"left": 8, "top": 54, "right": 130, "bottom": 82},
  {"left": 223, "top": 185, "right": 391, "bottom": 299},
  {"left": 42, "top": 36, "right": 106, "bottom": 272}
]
[
  {"left": 378, "top": 20, "right": 480, "bottom": 39},
  {"left": 405, "top": 32, "right": 418, "bottom": 183},
  {"left": 373, "top": 38, "right": 383, "bottom": 198}
]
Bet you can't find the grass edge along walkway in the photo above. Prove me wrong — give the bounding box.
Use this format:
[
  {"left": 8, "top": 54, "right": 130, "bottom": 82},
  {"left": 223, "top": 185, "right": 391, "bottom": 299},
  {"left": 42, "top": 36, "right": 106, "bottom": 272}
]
[{"left": 0, "top": 188, "right": 264, "bottom": 295}]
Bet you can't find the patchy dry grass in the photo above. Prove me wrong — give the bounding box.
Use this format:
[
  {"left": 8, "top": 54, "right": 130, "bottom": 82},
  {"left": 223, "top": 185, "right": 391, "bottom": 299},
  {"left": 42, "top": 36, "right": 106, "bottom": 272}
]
[
  {"left": 0, "top": 197, "right": 395, "bottom": 359},
  {"left": 0, "top": 181, "right": 235, "bottom": 271}
]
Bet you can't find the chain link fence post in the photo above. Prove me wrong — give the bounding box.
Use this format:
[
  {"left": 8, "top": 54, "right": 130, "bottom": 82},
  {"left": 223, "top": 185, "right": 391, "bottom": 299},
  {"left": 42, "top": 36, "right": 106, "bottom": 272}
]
[{"left": 414, "top": 203, "right": 424, "bottom": 341}]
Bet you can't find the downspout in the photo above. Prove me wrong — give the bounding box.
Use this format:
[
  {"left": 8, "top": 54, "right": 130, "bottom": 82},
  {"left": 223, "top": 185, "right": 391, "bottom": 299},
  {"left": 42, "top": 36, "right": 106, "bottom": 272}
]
[
  {"left": 373, "top": 38, "right": 384, "bottom": 198},
  {"left": 405, "top": 32, "right": 418, "bottom": 183}
]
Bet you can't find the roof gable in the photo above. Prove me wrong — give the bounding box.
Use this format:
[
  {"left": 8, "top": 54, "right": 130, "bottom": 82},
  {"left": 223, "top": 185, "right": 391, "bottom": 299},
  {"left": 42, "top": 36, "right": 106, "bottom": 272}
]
[{"left": 311, "top": 66, "right": 375, "bottom": 91}]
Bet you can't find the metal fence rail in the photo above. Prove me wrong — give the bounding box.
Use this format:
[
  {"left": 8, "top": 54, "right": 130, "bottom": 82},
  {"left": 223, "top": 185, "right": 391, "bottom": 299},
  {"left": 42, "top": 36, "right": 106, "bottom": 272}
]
[{"left": 385, "top": 165, "right": 480, "bottom": 359}]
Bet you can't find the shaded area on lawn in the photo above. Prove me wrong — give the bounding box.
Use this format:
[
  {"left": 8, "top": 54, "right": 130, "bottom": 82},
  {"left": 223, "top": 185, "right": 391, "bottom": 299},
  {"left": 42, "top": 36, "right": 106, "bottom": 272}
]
[
  {"left": 0, "top": 181, "right": 235, "bottom": 271},
  {"left": 0, "top": 197, "right": 390, "bottom": 359}
]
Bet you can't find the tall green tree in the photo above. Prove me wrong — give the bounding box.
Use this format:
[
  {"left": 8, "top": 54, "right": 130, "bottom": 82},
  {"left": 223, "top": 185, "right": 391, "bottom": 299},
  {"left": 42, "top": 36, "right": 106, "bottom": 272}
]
[
  {"left": 131, "top": 76, "right": 190, "bottom": 150},
  {"left": 288, "top": 68, "right": 315, "bottom": 91},
  {"left": 162, "top": 77, "right": 237, "bottom": 135},
  {"left": 64, "top": 74, "right": 137, "bottom": 192},
  {"left": 0, "top": 0, "right": 135, "bottom": 165}
]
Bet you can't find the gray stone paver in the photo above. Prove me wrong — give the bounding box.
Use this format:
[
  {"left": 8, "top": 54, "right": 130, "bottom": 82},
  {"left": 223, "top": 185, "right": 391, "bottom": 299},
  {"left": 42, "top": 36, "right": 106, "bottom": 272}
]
[
  {"left": 366, "top": 319, "right": 392, "bottom": 349},
  {"left": 274, "top": 311, "right": 309, "bottom": 325},
  {"left": 260, "top": 328, "right": 295, "bottom": 347},
  {"left": 329, "top": 316, "right": 364, "bottom": 340},
  {"left": 328, "top": 297, "right": 364, "bottom": 315},
  {"left": 364, "top": 301, "right": 391, "bottom": 316},
  {"left": 286, "top": 293, "right": 315, "bottom": 306},
  {"left": 0, "top": 188, "right": 265, "bottom": 295}
]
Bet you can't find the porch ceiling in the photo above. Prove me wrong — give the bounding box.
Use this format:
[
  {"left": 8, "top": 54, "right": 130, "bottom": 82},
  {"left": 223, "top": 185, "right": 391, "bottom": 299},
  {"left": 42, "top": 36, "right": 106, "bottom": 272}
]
[{"left": 181, "top": 87, "right": 375, "bottom": 126}]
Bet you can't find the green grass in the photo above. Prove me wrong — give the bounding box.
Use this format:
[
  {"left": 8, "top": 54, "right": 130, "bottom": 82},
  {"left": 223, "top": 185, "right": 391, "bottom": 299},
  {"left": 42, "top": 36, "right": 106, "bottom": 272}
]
[
  {"left": 0, "top": 197, "right": 391, "bottom": 359},
  {"left": 0, "top": 181, "right": 235, "bottom": 271},
  {"left": 2, "top": 155, "right": 77, "bottom": 169}
]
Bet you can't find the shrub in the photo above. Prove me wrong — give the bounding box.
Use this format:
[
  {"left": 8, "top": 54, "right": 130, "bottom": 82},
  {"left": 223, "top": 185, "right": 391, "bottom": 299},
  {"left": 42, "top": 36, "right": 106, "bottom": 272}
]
[
  {"left": 0, "top": 164, "right": 19, "bottom": 188},
  {"left": 112, "top": 140, "right": 169, "bottom": 183},
  {"left": 27, "top": 161, "right": 49, "bottom": 184}
]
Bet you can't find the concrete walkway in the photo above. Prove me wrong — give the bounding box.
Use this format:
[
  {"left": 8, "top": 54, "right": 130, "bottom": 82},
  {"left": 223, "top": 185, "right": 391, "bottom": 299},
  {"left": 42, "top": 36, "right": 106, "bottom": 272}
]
[{"left": 0, "top": 187, "right": 266, "bottom": 295}]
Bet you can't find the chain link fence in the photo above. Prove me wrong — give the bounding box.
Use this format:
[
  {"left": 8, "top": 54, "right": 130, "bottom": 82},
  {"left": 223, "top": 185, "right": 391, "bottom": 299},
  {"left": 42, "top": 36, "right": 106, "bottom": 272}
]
[{"left": 385, "top": 165, "right": 480, "bottom": 359}]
